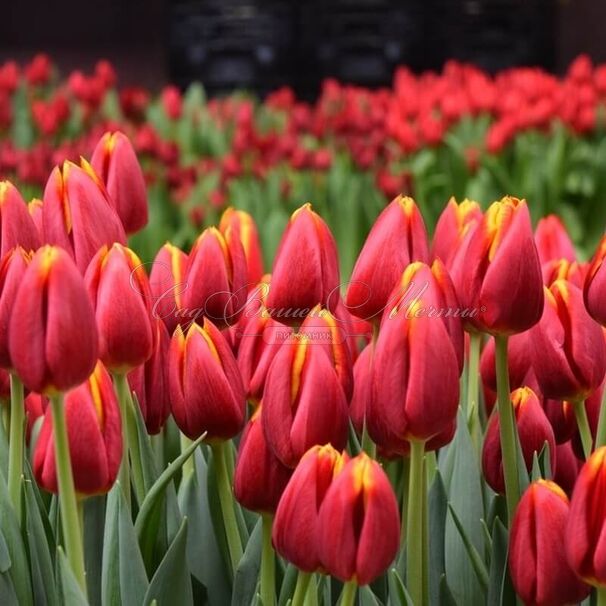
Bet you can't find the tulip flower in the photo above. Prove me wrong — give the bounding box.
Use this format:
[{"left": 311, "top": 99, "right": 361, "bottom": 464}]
[
  {"left": 317, "top": 452, "right": 400, "bottom": 586},
  {"left": 28, "top": 198, "right": 44, "bottom": 238},
  {"left": 90, "top": 131, "right": 148, "bottom": 234},
  {"left": 219, "top": 207, "right": 264, "bottom": 289},
  {"left": 42, "top": 159, "right": 126, "bottom": 273},
  {"left": 149, "top": 242, "right": 188, "bottom": 334},
  {"left": 85, "top": 243, "right": 154, "bottom": 372},
  {"left": 457, "top": 196, "right": 543, "bottom": 335},
  {"left": 567, "top": 446, "right": 606, "bottom": 587},
  {"left": 184, "top": 226, "right": 248, "bottom": 328},
  {"left": 509, "top": 480, "right": 590, "bottom": 605},
  {"left": 431, "top": 196, "right": 482, "bottom": 268},
  {"left": 480, "top": 332, "right": 532, "bottom": 394},
  {"left": 346, "top": 195, "right": 429, "bottom": 323},
  {"left": 127, "top": 318, "right": 170, "bottom": 435},
  {"left": 585, "top": 234, "right": 606, "bottom": 326},
  {"left": 350, "top": 343, "right": 373, "bottom": 435},
  {"left": 233, "top": 407, "right": 292, "bottom": 514},
  {"left": 0, "top": 181, "right": 40, "bottom": 256},
  {"left": 262, "top": 336, "right": 349, "bottom": 468},
  {"left": 273, "top": 444, "right": 348, "bottom": 572},
  {"left": 266, "top": 203, "right": 340, "bottom": 325},
  {"left": 534, "top": 215, "right": 576, "bottom": 265},
  {"left": 9, "top": 245, "right": 98, "bottom": 394},
  {"left": 482, "top": 387, "right": 556, "bottom": 494},
  {"left": 33, "top": 361, "right": 122, "bottom": 495},
  {"left": 543, "top": 398, "right": 576, "bottom": 444},
  {"left": 542, "top": 258, "right": 584, "bottom": 288},
  {"left": 168, "top": 319, "right": 245, "bottom": 441},
  {"left": 554, "top": 441, "right": 582, "bottom": 496}
]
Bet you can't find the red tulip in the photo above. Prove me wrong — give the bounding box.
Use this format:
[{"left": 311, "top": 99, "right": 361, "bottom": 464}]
[
  {"left": 262, "top": 336, "right": 349, "bottom": 467},
  {"left": 149, "top": 242, "right": 188, "bottom": 334},
  {"left": 432, "top": 197, "right": 482, "bottom": 268},
  {"left": 9, "top": 246, "right": 98, "bottom": 393},
  {"left": 346, "top": 196, "right": 429, "bottom": 323},
  {"left": 90, "top": 131, "right": 149, "bottom": 234},
  {"left": 127, "top": 318, "right": 170, "bottom": 435},
  {"left": 350, "top": 343, "right": 373, "bottom": 435},
  {"left": 168, "top": 319, "right": 245, "bottom": 440},
  {"left": 585, "top": 234, "right": 606, "bottom": 326},
  {"left": 266, "top": 204, "right": 340, "bottom": 325},
  {"left": 457, "top": 196, "right": 544, "bottom": 335},
  {"left": 273, "top": 444, "right": 348, "bottom": 572},
  {"left": 0, "top": 181, "right": 41, "bottom": 256},
  {"left": 219, "top": 208, "right": 264, "bottom": 289},
  {"left": 542, "top": 258, "right": 584, "bottom": 288},
  {"left": 25, "top": 392, "right": 48, "bottom": 442},
  {"left": 33, "top": 362, "right": 122, "bottom": 496},
  {"left": 233, "top": 407, "right": 292, "bottom": 514},
  {"left": 317, "top": 452, "right": 400, "bottom": 585},
  {"left": 554, "top": 441, "right": 582, "bottom": 497},
  {"left": 482, "top": 387, "right": 556, "bottom": 494},
  {"left": 509, "top": 480, "right": 590, "bottom": 605},
  {"left": 567, "top": 446, "right": 606, "bottom": 585},
  {"left": 534, "top": 215, "right": 576, "bottom": 266},
  {"left": 85, "top": 243, "right": 154, "bottom": 372},
  {"left": 480, "top": 332, "right": 531, "bottom": 394},
  {"left": 28, "top": 198, "right": 44, "bottom": 239},
  {"left": 542, "top": 398, "right": 576, "bottom": 444},
  {"left": 42, "top": 160, "right": 126, "bottom": 273},
  {"left": 530, "top": 280, "right": 606, "bottom": 401},
  {"left": 184, "top": 227, "right": 248, "bottom": 328}
]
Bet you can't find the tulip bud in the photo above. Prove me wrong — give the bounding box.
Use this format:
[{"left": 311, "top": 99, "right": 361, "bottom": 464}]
[
  {"left": 33, "top": 362, "right": 122, "bottom": 495},
  {"left": 10, "top": 246, "right": 98, "bottom": 393},
  {"left": 149, "top": 242, "right": 188, "bottom": 334},
  {"left": 585, "top": 234, "right": 606, "bottom": 326},
  {"left": 458, "top": 196, "right": 543, "bottom": 335},
  {"left": 531, "top": 280, "right": 606, "bottom": 401},
  {"left": 509, "top": 481, "right": 590, "bottom": 605},
  {"left": 184, "top": 227, "right": 248, "bottom": 328},
  {"left": 127, "top": 318, "right": 170, "bottom": 435},
  {"left": 480, "top": 332, "right": 531, "bottom": 393},
  {"left": 317, "top": 452, "right": 400, "bottom": 585},
  {"left": 0, "top": 182, "right": 40, "bottom": 256},
  {"left": 350, "top": 343, "right": 373, "bottom": 435},
  {"left": 85, "top": 243, "right": 154, "bottom": 372},
  {"left": 542, "top": 398, "right": 576, "bottom": 444},
  {"left": 432, "top": 197, "right": 482, "bottom": 268},
  {"left": 346, "top": 196, "right": 429, "bottom": 323},
  {"left": 273, "top": 444, "right": 348, "bottom": 572},
  {"left": 90, "top": 131, "right": 148, "bottom": 234},
  {"left": 0, "top": 247, "right": 30, "bottom": 368},
  {"left": 554, "top": 441, "right": 582, "bottom": 496},
  {"left": 262, "top": 336, "right": 349, "bottom": 468},
  {"left": 28, "top": 198, "right": 44, "bottom": 238},
  {"left": 42, "top": 160, "right": 126, "bottom": 273},
  {"left": 219, "top": 208, "right": 264, "bottom": 289},
  {"left": 233, "top": 407, "right": 292, "bottom": 514},
  {"left": 567, "top": 446, "right": 606, "bottom": 584},
  {"left": 168, "top": 319, "right": 245, "bottom": 440},
  {"left": 25, "top": 392, "right": 47, "bottom": 443},
  {"left": 368, "top": 264, "right": 460, "bottom": 444},
  {"left": 534, "top": 215, "right": 576, "bottom": 265},
  {"left": 266, "top": 204, "right": 340, "bottom": 325},
  {"left": 542, "top": 258, "right": 584, "bottom": 288},
  {"left": 482, "top": 387, "right": 556, "bottom": 494}
]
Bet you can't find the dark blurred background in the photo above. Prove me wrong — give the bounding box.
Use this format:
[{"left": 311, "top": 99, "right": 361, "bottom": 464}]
[{"left": 1, "top": 0, "right": 605, "bottom": 96}]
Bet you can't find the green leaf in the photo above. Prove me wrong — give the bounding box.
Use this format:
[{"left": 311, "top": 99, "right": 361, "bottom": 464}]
[
  {"left": 0, "top": 530, "right": 10, "bottom": 572},
  {"left": 359, "top": 584, "right": 381, "bottom": 605},
  {"left": 487, "top": 518, "right": 512, "bottom": 606},
  {"left": 56, "top": 548, "right": 87, "bottom": 606},
  {"left": 0, "top": 571, "right": 18, "bottom": 606},
  {"left": 388, "top": 568, "right": 413, "bottom": 606},
  {"left": 277, "top": 565, "right": 298, "bottom": 606},
  {"left": 131, "top": 392, "right": 160, "bottom": 492},
  {"left": 144, "top": 518, "right": 193, "bottom": 606},
  {"left": 439, "top": 575, "right": 458, "bottom": 606},
  {"left": 231, "top": 518, "right": 262, "bottom": 606},
  {"left": 428, "top": 472, "right": 448, "bottom": 606},
  {"left": 83, "top": 496, "right": 105, "bottom": 606},
  {"left": 101, "top": 486, "right": 120, "bottom": 606}
]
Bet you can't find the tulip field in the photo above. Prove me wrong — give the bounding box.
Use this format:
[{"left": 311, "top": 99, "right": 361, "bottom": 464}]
[{"left": 2, "top": 53, "right": 606, "bottom": 606}]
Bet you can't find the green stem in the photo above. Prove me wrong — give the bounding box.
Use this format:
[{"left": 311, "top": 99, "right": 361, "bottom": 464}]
[
  {"left": 8, "top": 374, "right": 24, "bottom": 524},
  {"left": 467, "top": 333, "right": 482, "bottom": 451},
  {"left": 495, "top": 335, "right": 520, "bottom": 525},
  {"left": 400, "top": 457, "right": 410, "bottom": 544},
  {"left": 291, "top": 571, "right": 312, "bottom": 606},
  {"left": 181, "top": 433, "right": 195, "bottom": 478},
  {"left": 260, "top": 514, "right": 275, "bottom": 606},
  {"left": 595, "top": 387, "right": 606, "bottom": 449},
  {"left": 113, "top": 375, "right": 131, "bottom": 507},
  {"left": 212, "top": 441, "right": 243, "bottom": 576},
  {"left": 339, "top": 580, "right": 357, "bottom": 606},
  {"left": 573, "top": 400, "right": 593, "bottom": 459},
  {"left": 597, "top": 587, "right": 606, "bottom": 606},
  {"left": 406, "top": 439, "right": 425, "bottom": 606},
  {"left": 50, "top": 393, "right": 87, "bottom": 595}
]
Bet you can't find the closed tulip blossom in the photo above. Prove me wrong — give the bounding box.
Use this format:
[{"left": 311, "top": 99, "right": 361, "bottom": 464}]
[
  {"left": 542, "top": 258, "right": 585, "bottom": 288},
  {"left": 266, "top": 203, "right": 340, "bottom": 325},
  {"left": 317, "top": 452, "right": 400, "bottom": 586},
  {"left": 42, "top": 159, "right": 126, "bottom": 273},
  {"left": 585, "top": 234, "right": 606, "bottom": 326},
  {"left": 0, "top": 181, "right": 41, "bottom": 256},
  {"left": 509, "top": 481, "right": 590, "bottom": 605},
  {"left": 480, "top": 331, "right": 532, "bottom": 394},
  {"left": 534, "top": 215, "right": 576, "bottom": 265},
  {"left": 85, "top": 243, "right": 154, "bottom": 372},
  {"left": 33, "top": 362, "right": 122, "bottom": 495},
  {"left": 90, "top": 131, "right": 149, "bottom": 234},
  {"left": 457, "top": 196, "right": 544, "bottom": 335},
  {"left": 273, "top": 445, "right": 348, "bottom": 572},
  {"left": 346, "top": 195, "right": 429, "bottom": 323},
  {"left": 9, "top": 246, "right": 98, "bottom": 393},
  {"left": 168, "top": 319, "right": 245, "bottom": 441}
]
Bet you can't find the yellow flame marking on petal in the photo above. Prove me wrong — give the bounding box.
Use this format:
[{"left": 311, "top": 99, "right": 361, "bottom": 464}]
[
  {"left": 0, "top": 181, "right": 9, "bottom": 204},
  {"left": 290, "top": 338, "right": 308, "bottom": 404},
  {"left": 38, "top": 245, "right": 59, "bottom": 279},
  {"left": 291, "top": 202, "right": 312, "bottom": 221},
  {"left": 535, "top": 479, "right": 568, "bottom": 502},
  {"left": 397, "top": 195, "right": 416, "bottom": 218},
  {"left": 352, "top": 454, "right": 374, "bottom": 494},
  {"left": 89, "top": 364, "right": 105, "bottom": 427}
]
